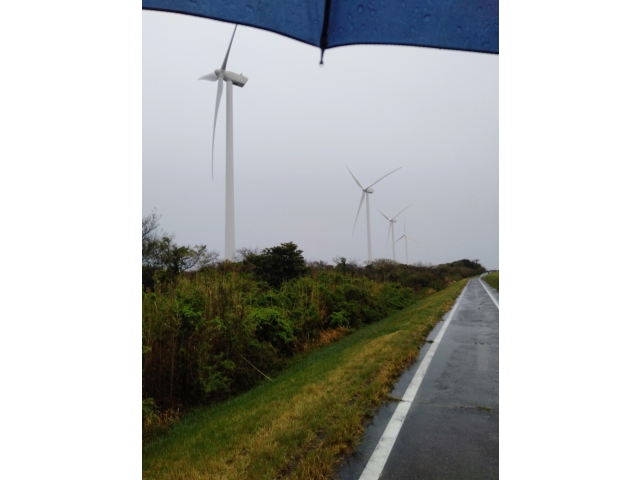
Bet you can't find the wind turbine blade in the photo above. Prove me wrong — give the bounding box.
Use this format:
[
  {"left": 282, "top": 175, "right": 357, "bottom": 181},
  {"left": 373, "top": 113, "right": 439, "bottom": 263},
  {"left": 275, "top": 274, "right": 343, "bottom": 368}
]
[
  {"left": 406, "top": 235, "right": 420, "bottom": 244},
  {"left": 346, "top": 166, "right": 364, "bottom": 189},
  {"left": 210, "top": 77, "right": 224, "bottom": 179},
  {"left": 366, "top": 167, "right": 402, "bottom": 189},
  {"left": 395, "top": 235, "right": 405, "bottom": 244},
  {"left": 199, "top": 72, "right": 219, "bottom": 82},
  {"left": 377, "top": 208, "right": 391, "bottom": 221},
  {"left": 221, "top": 24, "right": 238, "bottom": 70},
  {"left": 352, "top": 192, "right": 366, "bottom": 236},
  {"left": 391, "top": 204, "right": 412, "bottom": 221}
]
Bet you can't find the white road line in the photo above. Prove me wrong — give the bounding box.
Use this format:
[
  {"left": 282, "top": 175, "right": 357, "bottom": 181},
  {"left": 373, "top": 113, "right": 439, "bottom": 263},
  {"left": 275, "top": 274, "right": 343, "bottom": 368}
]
[
  {"left": 358, "top": 283, "right": 469, "bottom": 480},
  {"left": 478, "top": 278, "right": 499, "bottom": 309}
]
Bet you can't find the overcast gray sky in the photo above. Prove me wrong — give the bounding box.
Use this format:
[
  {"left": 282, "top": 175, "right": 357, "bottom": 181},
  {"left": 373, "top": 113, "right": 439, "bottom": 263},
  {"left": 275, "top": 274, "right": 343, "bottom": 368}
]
[{"left": 143, "top": 11, "right": 498, "bottom": 269}]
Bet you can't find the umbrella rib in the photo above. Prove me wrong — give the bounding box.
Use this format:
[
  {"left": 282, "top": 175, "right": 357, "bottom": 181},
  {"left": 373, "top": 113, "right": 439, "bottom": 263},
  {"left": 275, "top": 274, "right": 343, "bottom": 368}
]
[{"left": 319, "top": 0, "right": 333, "bottom": 64}]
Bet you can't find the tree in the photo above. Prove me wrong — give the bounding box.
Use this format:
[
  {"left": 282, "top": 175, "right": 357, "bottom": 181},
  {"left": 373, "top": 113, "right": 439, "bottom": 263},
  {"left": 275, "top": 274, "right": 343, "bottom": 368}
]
[
  {"left": 247, "top": 242, "right": 307, "bottom": 287},
  {"left": 150, "top": 236, "right": 218, "bottom": 276},
  {"left": 142, "top": 209, "right": 161, "bottom": 241},
  {"left": 306, "top": 260, "right": 332, "bottom": 270},
  {"left": 143, "top": 210, "right": 162, "bottom": 266},
  {"left": 332, "top": 256, "right": 359, "bottom": 275},
  {"left": 142, "top": 211, "right": 219, "bottom": 289},
  {"left": 236, "top": 246, "right": 261, "bottom": 261}
]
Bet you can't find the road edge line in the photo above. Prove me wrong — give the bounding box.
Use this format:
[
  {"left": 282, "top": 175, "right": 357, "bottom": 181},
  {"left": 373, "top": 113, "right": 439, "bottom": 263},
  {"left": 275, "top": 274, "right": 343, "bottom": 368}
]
[{"left": 479, "top": 277, "right": 499, "bottom": 309}]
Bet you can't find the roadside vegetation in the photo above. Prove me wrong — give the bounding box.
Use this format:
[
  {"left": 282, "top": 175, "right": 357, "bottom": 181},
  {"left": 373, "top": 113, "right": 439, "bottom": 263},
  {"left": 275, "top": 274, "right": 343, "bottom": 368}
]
[
  {"left": 483, "top": 271, "right": 499, "bottom": 291},
  {"left": 143, "top": 279, "right": 468, "bottom": 479},
  {"left": 142, "top": 211, "right": 486, "bottom": 446}
]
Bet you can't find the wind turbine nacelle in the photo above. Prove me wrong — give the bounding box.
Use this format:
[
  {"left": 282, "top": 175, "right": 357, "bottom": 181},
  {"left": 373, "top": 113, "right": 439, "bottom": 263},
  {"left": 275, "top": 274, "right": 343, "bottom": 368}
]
[
  {"left": 223, "top": 71, "right": 249, "bottom": 87},
  {"left": 366, "top": 188, "right": 374, "bottom": 193}
]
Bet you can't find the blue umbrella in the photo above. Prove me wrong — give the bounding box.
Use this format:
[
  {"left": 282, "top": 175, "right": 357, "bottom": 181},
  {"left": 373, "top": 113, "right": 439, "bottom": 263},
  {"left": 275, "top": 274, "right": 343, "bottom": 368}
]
[{"left": 142, "top": 0, "right": 498, "bottom": 62}]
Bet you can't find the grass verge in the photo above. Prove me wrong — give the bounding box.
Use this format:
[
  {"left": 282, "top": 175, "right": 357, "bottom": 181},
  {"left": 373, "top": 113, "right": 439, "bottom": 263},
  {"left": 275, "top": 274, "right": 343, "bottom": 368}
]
[
  {"left": 483, "top": 271, "right": 499, "bottom": 291},
  {"left": 142, "top": 279, "right": 468, "bottom": 479}
]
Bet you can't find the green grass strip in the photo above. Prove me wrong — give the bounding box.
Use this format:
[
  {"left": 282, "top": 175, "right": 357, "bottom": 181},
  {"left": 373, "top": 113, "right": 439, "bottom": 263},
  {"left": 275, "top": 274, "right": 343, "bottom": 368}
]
[
  {"left": 142, "top": 279, "right": 468, "bottom": 480},
  {"left": 483, "top": 271, "right": 499, "bottom": 291}
]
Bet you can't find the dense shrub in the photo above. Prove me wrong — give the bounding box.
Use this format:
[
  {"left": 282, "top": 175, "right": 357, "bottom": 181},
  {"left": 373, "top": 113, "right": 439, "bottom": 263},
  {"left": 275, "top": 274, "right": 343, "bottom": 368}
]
[
  {"left": 142, "top": 214, "right": 486, "bottom": 430},
  {"left": 142, "top": 267, "right": 419, "bottom": 412},
  {"left": 243, "top": 242, "right": 307, "bottom": 287}
]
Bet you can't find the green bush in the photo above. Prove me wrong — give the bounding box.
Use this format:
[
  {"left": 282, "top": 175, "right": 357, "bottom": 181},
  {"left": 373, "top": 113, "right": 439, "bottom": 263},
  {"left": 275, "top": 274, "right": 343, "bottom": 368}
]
[
  {"left": 245, "top": 242, "right": 307, "bottom": 287},
  {"left": 250, "top": 307, "right": 294, "bottom": 347},
  {"left": 142, "top": 266, "right": 418, "bottom": 412},
  {"left": 142, "top": 221, "right": 487, "bottom": 421}
]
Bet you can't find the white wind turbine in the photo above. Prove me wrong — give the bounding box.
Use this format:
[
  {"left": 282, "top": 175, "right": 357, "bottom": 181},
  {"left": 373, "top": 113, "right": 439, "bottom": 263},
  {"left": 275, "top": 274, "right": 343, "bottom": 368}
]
[
  {"left": 395, "top": 220, "right": 419, "bottom": 264},
  {"left": 347, "top": 166, "right": 402, "bottom": 263},
  {"left": 378, "top": 205, "right": 412, "bottom": 262},
  {"left": 199, "top": 25, "right": 248, "bottom": 261}
]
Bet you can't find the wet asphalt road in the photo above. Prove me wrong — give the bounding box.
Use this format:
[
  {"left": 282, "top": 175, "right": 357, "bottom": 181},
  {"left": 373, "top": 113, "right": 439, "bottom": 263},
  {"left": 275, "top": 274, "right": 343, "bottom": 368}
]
[{"left": 338, "top": 277, "right": 499, "bottom": 480}]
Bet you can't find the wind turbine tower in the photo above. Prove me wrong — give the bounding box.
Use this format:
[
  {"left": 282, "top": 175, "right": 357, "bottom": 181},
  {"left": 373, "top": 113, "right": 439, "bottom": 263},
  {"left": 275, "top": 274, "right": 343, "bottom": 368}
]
[
  {"left": 199, "top": 25, "right": 248, "bottom": 261},
  {"left": 395, "top": 220, "right": 419, "bottom": 264},
  {"left": 378, "top": 205, "right": 411, "bottom": 262},
  {"left": 347, "top": 166, "right": 401, "bottom": 263}
]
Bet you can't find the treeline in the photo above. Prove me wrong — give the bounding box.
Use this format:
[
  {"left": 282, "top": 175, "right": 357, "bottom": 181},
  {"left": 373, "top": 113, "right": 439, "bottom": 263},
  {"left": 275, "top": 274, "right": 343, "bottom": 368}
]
[{"left": 142, "top": 213, "right": 485, "bottom": 434}]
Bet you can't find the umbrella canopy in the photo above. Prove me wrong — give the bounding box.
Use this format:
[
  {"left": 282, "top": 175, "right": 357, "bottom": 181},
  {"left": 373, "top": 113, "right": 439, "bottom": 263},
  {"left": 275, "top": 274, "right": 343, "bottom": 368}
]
[{"left": 142, "top": 0, "right": 498, "bottom": 60}]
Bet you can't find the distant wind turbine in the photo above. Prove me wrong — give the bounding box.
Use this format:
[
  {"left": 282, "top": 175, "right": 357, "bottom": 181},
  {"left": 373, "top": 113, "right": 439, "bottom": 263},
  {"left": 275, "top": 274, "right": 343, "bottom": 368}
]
[
  {"left": 347, "top": 166, "right": 402, "bottom": 263},
  {"left": 395, "top": 220, "right": 419, "bottom": 264},
  {"left": 378, "top": 205, "right": 412, "bottom": 262},
  {"left": 199, "top": 25, "right": 248, "bottom": 261}
]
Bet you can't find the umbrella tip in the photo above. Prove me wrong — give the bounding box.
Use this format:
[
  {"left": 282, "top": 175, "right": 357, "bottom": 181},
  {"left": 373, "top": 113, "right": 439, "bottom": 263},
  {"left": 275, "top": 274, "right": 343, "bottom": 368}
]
[{"left": 319, "top": 48, "right": 325, "bottom": 66}]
